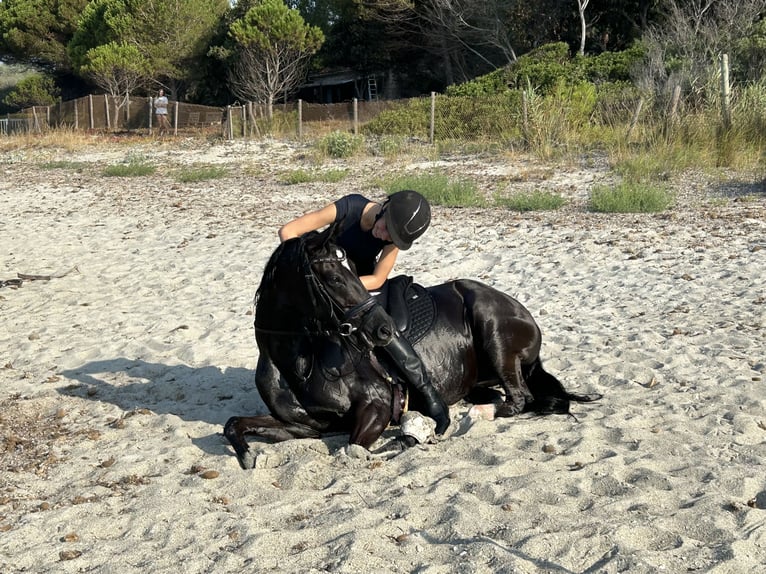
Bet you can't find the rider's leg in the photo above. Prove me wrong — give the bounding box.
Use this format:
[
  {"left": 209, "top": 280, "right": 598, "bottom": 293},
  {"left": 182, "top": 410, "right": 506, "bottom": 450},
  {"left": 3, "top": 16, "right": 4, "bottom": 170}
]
[{"left": 381, "top": 333, "right": 450, "bottom": 434}]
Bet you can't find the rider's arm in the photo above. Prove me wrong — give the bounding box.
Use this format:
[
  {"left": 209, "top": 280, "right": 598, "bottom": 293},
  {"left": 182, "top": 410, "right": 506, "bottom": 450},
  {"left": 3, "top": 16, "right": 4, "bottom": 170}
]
[
  {"left": 278, "top": 203, "right": 338, "bottom": 242},
  {"left": 359, "top": 244, "right": 399, "bottom": 291}
]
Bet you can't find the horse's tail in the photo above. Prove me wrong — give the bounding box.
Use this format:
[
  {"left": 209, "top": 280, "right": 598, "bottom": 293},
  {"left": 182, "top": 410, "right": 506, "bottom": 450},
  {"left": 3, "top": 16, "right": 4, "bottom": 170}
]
[{"left": 524, "top": 358, "right": 600, "bottom": 415}]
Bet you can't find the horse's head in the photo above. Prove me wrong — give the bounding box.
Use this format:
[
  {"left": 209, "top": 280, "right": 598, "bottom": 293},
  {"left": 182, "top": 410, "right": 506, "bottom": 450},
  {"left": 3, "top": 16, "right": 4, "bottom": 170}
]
[
  {"left": 301, "top": 224, "right": 395, "bottom": 348},
  {"left": 255, "top": 224, "right": 395, "bottom": 349}
]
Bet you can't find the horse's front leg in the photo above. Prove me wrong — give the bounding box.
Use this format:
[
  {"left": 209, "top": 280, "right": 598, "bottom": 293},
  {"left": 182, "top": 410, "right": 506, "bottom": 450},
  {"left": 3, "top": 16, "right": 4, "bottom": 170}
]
[
  {"left": 496, "top": 354, "right": 535, "bottom": 418},
  {"left": 348, "top": 401, "right": 391, "bottom": 450},
  {"left": 224, "top": 416, "right": 321, "bottom": 469}
]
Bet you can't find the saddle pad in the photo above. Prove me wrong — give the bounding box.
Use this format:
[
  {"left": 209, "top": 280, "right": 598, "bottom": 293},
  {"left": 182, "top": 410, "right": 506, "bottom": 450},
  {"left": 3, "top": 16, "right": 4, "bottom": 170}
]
[{"left": 400, "top": 283, "right": 436, "bottom": 344}]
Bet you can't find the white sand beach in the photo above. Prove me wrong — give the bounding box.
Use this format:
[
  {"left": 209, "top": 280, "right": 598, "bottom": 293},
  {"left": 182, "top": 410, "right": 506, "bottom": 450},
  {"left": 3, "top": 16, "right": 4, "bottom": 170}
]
[{"left": 1, "top": 139, "right": 764, "bottom": 573}]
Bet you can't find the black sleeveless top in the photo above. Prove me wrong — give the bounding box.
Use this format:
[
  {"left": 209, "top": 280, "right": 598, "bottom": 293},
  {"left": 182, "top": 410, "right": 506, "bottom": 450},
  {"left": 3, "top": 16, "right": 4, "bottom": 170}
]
[{"left": 334, "top": 194, "right": 390, "bottom": 276}]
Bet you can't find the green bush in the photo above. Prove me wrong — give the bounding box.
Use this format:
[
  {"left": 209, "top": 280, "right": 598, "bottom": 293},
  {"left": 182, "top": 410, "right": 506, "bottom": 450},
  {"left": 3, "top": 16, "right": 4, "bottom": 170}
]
[
  {"left": 175, "top": 166, "right": 227, "bottom": 182},
  {"left": 379, "top": 172, "right": 485, "bottom": 207},
  {"left": 2, "top": 73, "right": 60, "bottom": 109},
  {"left": 589, "top": 181, "right": 674, "bottom": 213},
  {"left": 280, "top": 168, "right": 348, "bottom": 184},
  {"left": 103, "top": 162, "right": 156, "bottom": 177},
  {"left": 362, "top": 99, "right": 431, "bottom": 137},
  {"left": 316, "top": 131, "right": 363, "bottom": 158}
]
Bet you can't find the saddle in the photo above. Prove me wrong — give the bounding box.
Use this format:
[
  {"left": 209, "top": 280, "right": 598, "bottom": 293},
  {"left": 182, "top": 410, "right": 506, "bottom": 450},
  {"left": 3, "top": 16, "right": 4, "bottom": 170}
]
[{"left": 382, "top": 275, "right": 436, "bottom": 344}]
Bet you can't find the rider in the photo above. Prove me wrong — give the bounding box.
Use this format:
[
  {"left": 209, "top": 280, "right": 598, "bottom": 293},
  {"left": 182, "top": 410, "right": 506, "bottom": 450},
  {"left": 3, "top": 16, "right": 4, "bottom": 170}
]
[{"left": 278, "top": 190, "right": 450, "bottom": 435}]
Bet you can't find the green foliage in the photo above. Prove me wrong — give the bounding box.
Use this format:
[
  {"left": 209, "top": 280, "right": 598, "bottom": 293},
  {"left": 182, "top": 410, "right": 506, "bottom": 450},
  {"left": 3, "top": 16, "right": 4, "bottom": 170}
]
[
  {"left": 507, "top": 43, "right": 577, "bottom": 93},
  {"left": 362, "top": 99, "right": 431, "bottom": 138},
  {"left": 2, "top": 73, "right": 60, "bottom": 108},
  {"left": 79, "top": 42, "right": 148, "bottom": 96},
  {"left": 224, "top": 0, "right": 324, "bottom": 109},
  {"left": 447, "top": 43, "right": 646, "bottom": 98},
  {"left": 280, "top": 168, "right": 348, "bottom": 184},
  {"left": 68, "top": 0, "right": 227, "bottom": 90},
  {"left": 103, "top": 161, "right": 156, "bottom": 177},
  {"left": 230, "top": 0, "right": 324, "bottom": 52},
  {"left": 315, "top": 131, "right": 362, "bottom": 158},
  {"left": 379, "top": 172, "right": 484, "bottom": 207},
  {"left": 174, "top": 165, "right": 228, "bottom": 182},
  {"left": 446, "top": 68, "right": 511, "bottom": 97},
  {"left": 589, "top": 182, "right": 674, "bottom": 213},
  {"left": 0, "top": 0, "right": 89, "bottom": 69},
  {"left": 494, "top": 191, "right": 566, "bottom": 211},
  {"left": 39, "top": 160, "right": 87, "bottom": 170}
]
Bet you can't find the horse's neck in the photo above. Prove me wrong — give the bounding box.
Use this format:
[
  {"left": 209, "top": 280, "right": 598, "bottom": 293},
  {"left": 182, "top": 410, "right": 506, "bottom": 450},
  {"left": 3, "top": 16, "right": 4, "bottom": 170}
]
[{"left": 266, "top": 333, "right": 360, "bottom": 385}]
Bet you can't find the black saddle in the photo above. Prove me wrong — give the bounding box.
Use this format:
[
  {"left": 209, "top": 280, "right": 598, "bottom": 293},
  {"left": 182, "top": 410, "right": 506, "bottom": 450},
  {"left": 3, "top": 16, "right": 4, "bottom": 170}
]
[{"left": 380, "top": 275, "right": 436, "bottom": 344}]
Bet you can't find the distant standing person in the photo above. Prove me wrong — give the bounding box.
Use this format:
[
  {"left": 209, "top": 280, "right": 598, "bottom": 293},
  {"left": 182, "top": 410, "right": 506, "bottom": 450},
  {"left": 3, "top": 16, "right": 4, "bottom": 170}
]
[{"left": 154, "top": 89, "right": 170, "bottom": 135}]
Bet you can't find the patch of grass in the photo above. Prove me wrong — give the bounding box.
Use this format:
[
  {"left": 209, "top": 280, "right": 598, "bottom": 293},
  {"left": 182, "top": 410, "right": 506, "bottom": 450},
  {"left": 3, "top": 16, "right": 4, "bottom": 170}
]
[
  {"left": 174, "top": 165, "right": 227, "bottom": 182},
  {"left": 103, "top": 161, "right": 156, "bottom": 177},
  {"left": 280, "top": 168, "right": 348, "bottom": 185},
  {"left": 589, "top": 181, "right": 674, "bottom": 213},
  {"left": 379, "top": 172, "right": 485, "bottom": 207},
  {"left": 494, "top": 190, "right": 566, "bottom": 211},
  {"left": 39, "top": 160, "right": 88, "bottom": 171}
]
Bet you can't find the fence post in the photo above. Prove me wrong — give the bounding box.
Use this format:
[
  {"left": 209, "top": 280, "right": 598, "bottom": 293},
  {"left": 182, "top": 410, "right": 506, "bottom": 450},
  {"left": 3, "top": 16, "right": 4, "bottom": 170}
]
[
  {"left": 298, "top": 99, "right": 303, "bottom": 142},
  {"left": 104, "top": 94, "right": 110, "bottom": 129},
  {"left": 88, "top": 95, "right": 94, "bottom": 130},
  {"left": 429, "top": 91, "right": 435, "bottom": 145},
  {"left": 720, "top": 53, "right": 731, "bottom": 130},
  {"left": 75, "top": 99, "right": 79, "bottom": 130},
  {"left": 148, "top": 97, "right": 153, "bottom": 134},
  {"left": 353, "top": 98, "right": 358, "bottom": 135},
  {"left": 173, "top": 101, "right": 179, "bottom": 136}
]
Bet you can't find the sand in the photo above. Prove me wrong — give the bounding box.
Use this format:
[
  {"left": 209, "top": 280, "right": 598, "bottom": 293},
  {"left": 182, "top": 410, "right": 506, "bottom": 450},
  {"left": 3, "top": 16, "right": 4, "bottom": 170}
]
[{"left": 1, "top": 138, "right": 764, "bottom": 573}]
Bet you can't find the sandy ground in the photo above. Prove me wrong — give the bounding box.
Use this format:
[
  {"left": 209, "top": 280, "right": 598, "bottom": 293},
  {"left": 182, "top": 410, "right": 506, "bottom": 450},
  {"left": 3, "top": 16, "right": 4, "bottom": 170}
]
[{"left": 1, "top": 138, "right": 765, "bottom": 573}]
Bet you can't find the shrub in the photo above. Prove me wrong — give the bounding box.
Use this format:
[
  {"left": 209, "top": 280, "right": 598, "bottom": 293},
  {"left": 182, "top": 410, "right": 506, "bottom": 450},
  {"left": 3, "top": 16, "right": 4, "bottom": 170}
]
[
  {"left": 2, "top": 74, "right": 60, "bottom": 109},
  {"left": 175, "top": 166, "right": 227, "bottom": 182},
  {"left": 316, "top": 131, "right": 363, "bottom": 158},
  {"left": 379, "top": 172, "right": 485, "bottom": 207},
  {"left": 589, "top": 181, "right": 674, "bottom": 213},
  {"left": 103, "top": 162, "right": 156, "bottom": 177}
]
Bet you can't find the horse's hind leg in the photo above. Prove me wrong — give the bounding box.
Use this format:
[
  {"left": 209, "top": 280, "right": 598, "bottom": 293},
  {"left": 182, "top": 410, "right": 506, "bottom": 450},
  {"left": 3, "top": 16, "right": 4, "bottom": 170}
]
[
  {"left": 495, "top": 354, "right": 535, "bottom": 418},
  {"left": 224, "top": 416, "right": 321, "bottom": 469}
]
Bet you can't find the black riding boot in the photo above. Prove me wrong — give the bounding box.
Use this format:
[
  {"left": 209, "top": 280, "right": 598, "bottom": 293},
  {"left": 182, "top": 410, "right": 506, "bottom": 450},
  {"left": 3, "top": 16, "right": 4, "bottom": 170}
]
[{"left": 382, "top": 334, "right": 450, "bottom": 435}]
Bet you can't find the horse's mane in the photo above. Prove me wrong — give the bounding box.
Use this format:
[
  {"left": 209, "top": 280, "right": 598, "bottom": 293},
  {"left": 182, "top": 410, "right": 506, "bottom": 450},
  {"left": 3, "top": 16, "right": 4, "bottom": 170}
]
[{"left": 254, "top": 227, "right": 336, "bottom": 324}]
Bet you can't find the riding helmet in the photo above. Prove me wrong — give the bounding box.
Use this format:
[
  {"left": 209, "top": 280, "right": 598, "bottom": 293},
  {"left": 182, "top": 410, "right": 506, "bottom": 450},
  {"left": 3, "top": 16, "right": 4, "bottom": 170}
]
[{"left": 384, "top": 190, "right": 431, "bottom": 250}]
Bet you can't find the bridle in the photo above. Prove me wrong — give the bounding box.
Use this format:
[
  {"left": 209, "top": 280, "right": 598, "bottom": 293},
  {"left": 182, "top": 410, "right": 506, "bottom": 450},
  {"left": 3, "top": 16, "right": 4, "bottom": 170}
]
[
  {"left": 302, "top": 249, "right": 380, "bottom": 341},
  {"left": 254, "top": 244, "right": 381, "bottom": 345}
]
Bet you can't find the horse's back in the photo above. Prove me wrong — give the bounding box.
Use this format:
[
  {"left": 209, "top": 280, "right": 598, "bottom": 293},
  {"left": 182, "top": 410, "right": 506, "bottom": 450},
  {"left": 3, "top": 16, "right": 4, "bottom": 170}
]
[{"left": 428, "top": 278, "right": 537, "bottom": 325}]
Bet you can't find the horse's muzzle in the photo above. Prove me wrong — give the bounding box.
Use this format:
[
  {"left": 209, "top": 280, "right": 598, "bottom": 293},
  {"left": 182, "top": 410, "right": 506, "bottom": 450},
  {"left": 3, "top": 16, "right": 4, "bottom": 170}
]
[{"left": 345, "top": 297, "right": 395, "bottom": 347}]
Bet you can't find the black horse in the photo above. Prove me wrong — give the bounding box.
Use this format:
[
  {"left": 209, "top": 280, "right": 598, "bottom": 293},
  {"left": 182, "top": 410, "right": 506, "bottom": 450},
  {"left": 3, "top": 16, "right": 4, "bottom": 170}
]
[{"left": 224, "top": 225, "right": 598, "bottom": 469}]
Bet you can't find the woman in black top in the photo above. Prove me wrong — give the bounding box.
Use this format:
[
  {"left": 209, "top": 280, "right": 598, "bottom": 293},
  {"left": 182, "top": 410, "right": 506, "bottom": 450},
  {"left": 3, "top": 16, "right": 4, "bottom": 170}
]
[{"left": 278, "top": 190, "right": 450, "bottom": 435}]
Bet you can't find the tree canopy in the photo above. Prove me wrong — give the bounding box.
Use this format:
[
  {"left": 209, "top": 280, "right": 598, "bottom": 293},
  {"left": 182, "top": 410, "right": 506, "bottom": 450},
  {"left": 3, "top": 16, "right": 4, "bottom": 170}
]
[{"left": 1, "top": 0, "right": 765, "bottom": 109}]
